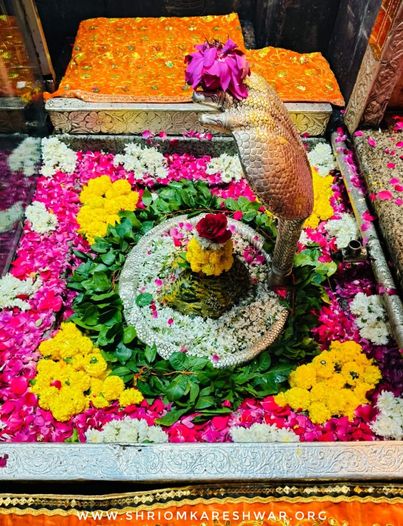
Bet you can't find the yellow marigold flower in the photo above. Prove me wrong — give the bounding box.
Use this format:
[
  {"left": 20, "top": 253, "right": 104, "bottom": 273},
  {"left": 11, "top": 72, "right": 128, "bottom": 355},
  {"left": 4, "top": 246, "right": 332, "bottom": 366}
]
[
  {"left": 91, "top": 394, "right": 109, "bottom": 409},
  {"left": 71, "top": 353, "right": 86, "bottom": 371},
  {"left": 77, "top": 175, "right": 139, "bottom": 244},
  {"left": 304, "top": 168, "right": 334, "bottom": 228},
  {"left": 309, "top": 402, "right": 332, "bottom": 424},
  {"left": 90, "top": 378, "right": 104, "bottom": 396},
  {"left": 329, "top": 340, "right": 362, "bottom": 356},
  {"left": 101, "top": 375, "right": 125, "bottom": 401},
  {"left": 87, "top": 175, "right": 112, "bottom": 195},
  {"left": 289, "top": 364, "right": 316, "bottom": 390},
  {"left": 309, "top": 382, "right": 329, "bottom": 402},
  {"left": 104, "top": 199, "right": 122, "bottom": 214},
  {"left": 84, "top": 352, "right": 108, "bottom": 378},
  {"left": 38, "top": 339, "right": 60, "bottom": 360},
  {"left": 35, "top": 386, "right": 58, "bottom": 411},
  {"left": 340, "top": 390, "right": 361, "bottom": 420},
  {"left": 71, "top": 370, "right": 91, "bottom": 392},
  {"left": 363, "top": 365, "right": 382, "bottom": 385},
  {"left": 106, "top": 179, "right": 131, "bottom": 197},
  {"left": 354, "top": 382, "right": 373, "bottom": 401},
  {"left": 186, "top": 237, "right": 233, "bottom": 276},
  {"left": 284, "top": 387, "right": 311, "bottom": 411},
  {"left": 312, "top": 352, "right": 335, "bottom": 379},
  {"left": 274, "top": 391, "right": 287, "bottom": 407},
  {"left": 341, "top": 361, "right": 364, "bottom": 386},
  {"left": 119, "top": 388, "right": 144, "bottom": 407}
]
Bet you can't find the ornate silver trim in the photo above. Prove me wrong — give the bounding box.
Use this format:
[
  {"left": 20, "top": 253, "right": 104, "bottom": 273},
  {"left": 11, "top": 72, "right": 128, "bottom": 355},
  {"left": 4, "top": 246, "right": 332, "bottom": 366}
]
[
  {"left": 45, "top": 99, "right": 332, "bottom": 136},
  {"left": 0, "top": 442, "right": 401, "bottom": 481},
  {"left": 331, "top": 132, "right": 403, "bottom": 348}
]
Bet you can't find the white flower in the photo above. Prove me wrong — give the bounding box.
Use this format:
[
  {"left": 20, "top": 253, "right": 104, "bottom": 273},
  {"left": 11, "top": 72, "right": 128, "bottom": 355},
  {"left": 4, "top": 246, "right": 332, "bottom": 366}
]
[
  {"left": 7, "top": 137, "right": 41, "bottom": 176},
  {"left": 0, "top": 273, "right": 41, "bottom": 311},
  {"left": 350, "top": 293, "right": 390, "bottom": 345},
  {"left": 325, "top": 213, "right": 359, "bottom": 249},
  {"left": 85, "top": 417, "right": 168, "bottom": 443},
  {"left": 0, "top": 202, "right": 24, "bottom": 233},
  {"left": 370, "top": 392, "right": 403, "bottom": 440},
  {"left": 230, "top": 423, "right": 299, "bottom": 443},
  {"left": 41, "top": 137, "right": 77, "bottom": 177},
  {"left": 206, "top": 153, "right": 244, "bottom": 183},
  {"left": 114, "top": 143, "right": 168, "bottom": 180},
  {"left": 308, "top": 142, "right": 336, "bottom": 176},
  {"left": 25, "top": 201, "right": 58, "bottom": 234}
]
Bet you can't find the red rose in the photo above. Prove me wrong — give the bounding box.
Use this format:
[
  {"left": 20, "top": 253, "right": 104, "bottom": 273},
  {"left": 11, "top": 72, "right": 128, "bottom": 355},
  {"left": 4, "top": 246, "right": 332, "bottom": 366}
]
[{"left": 196, "top": 213, "right": 232, "bottom": 244}]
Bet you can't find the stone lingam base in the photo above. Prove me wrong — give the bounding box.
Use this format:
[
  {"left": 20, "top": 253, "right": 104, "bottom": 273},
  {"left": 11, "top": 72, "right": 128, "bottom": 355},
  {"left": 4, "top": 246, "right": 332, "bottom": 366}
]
[
  {"left": 119, "top": 215, "right": 288, "bottom": 368},
  {"left": 45, "top": 99, "right": 332, "bottom": 137}
]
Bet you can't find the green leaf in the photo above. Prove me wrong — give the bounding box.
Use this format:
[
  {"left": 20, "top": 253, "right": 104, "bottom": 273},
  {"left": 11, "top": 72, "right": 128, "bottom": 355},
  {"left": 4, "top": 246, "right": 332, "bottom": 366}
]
[
  {"left": 115, "top": 342, "right": 133, "bottom": 363},
  {"left": 165, "top": 376, "right": 189, "bottom": 401},
  {"left": 145, "top": 345, "right": 157, "bottom": 363},
  {"left": 142, "top": 189, "right": 153, "bottom": 207},
  {"left": 195, "top": 396, "right": 215, "bottom": 409},
  {"left": 135, "top": 293, "right": 153, "bottom": 307},
  {"left": 111, "top": 366, "right": 132, "bottom": 377},
  {"left": 156, "top": 408, "right": 189, "bottom": 426},
  {"left": 100, "top": 251, "right": 116, "bottom": 265},
  {"left": 123, "top": 326, "right": 137, "bottom": 344},
  {"left": 169, "top": 352, "right": 188, "bottom": 371}
]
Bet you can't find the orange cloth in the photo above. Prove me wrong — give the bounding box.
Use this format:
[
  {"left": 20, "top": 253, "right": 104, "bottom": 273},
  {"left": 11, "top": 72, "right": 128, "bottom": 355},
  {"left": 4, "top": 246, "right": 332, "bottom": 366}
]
[
  {"left": 246, "top": 47, "right": 344, "bottom": 106},
  {"left": 1, "top": 497, "right": 401, "bottom": 526},
  {"left": 0, "top": 15, "right": 38, "bottom": 101},
  {"left": 45, "top": 15, "right": 344, "bottom": 106},
  {"left": 46, "top": 14, "right": 246, "bottom": 103}
]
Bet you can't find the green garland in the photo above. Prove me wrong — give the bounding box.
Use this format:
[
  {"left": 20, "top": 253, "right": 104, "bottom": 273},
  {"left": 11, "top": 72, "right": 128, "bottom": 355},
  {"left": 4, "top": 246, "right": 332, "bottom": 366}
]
[{"left": 68, "top": 180, "right": 335, "bottom": 424}]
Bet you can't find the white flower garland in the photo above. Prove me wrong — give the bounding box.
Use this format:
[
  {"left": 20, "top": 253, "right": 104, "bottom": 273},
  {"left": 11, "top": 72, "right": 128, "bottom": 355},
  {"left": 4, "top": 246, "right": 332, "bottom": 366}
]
[
  {"left": 25, "top": 201, "right": 58, "bottom": 234},
  {"left": 325, "top": 213, "right": 359, "bottom": 249},
  {"left": 0, "top": 273, "right": 41, "bottom": 311},
  {"left": 350, "top": 292, "right": 390, "bottom": 345},
  {"left": 370, "top": 391, "right": 403, "bottom": 440},
  {"left": 0, "top": 202, "right": 24, "bottom": 233},
  {"left": 206, "top": 153, "right": 244, "bottom": 183},
  {"left": 85, "top": 417, "right": 168, "bottom": 443},
  {"left": 230, "top": 423, "right": 299, "bottom": 443},
  {"left": 7, "top": 137, "right": 41, "bottom": 176},
  {"left": 114, "top": 143, "right": 168, "bottom": 180},
  {"left": 308, "top": 142, "right": 336, "bottom": 176},
  {"left": 41, "top": 137, "right": 77, "bottom": 177}
]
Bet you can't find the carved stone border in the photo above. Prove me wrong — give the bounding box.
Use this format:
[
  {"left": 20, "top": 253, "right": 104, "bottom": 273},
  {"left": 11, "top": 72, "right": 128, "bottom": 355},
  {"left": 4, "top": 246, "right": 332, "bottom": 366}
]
[
  {"left": 0, "top": 442, "right": 401, "bottom": 481},
  {"left": 45, "top": 99, "right": 332, "bottom": 136}
]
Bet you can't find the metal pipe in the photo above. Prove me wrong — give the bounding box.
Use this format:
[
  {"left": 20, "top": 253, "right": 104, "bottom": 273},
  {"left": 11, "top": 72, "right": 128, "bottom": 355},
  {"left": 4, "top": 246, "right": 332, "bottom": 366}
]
[{"left": 331, "top": 132, "right": 403, "bottom": 348}]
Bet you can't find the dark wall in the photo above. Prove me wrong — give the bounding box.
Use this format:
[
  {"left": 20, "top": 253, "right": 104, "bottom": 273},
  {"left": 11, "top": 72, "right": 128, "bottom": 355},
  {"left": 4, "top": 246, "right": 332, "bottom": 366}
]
[
  {"left": 254, "top": 0, "right": 340, "bottom": 53},
  {"left": 328, "top": 0, "right": 382, "bottom": 101}
]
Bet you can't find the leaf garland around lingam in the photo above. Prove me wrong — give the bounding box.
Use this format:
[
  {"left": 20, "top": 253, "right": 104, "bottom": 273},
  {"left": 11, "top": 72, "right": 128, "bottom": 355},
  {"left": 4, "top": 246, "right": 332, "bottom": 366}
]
[{"left": 68, "top": 180, "right": 331, "bottom": 424}]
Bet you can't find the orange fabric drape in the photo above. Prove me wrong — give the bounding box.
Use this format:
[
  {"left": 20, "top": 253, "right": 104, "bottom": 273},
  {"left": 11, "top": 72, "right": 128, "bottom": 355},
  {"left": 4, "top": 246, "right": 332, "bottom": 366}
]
[
  {"left": 45, "top": 15, "right": 344, "bottom": 106},
  {"left": 1, "top": 496, "right": 401, "bottom": 526}
]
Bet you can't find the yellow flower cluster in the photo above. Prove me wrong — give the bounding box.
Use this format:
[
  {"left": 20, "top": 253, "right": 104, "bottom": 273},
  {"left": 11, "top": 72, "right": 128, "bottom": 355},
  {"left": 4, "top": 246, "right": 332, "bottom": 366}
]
[
  {"left": 275, "top": 341, "right": 381, "bottom": 424},
  {"left": 32, "top": 322, "right": 144, "bottom": 421},
  {"left": 186, "top": 237, "right": 234, "bottom": 276},
  {"left": 77, "top": 175, "right": 139, "bottom": 244},
  {"left": 304, "top": 167, "right": 334, "bottom": 228}
]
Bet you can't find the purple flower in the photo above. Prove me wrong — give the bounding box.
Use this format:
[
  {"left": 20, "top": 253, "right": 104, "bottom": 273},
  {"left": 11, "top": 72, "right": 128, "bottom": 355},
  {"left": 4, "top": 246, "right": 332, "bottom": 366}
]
[{"left": 185, "top": 39, "right": 250, "bottom": 100}]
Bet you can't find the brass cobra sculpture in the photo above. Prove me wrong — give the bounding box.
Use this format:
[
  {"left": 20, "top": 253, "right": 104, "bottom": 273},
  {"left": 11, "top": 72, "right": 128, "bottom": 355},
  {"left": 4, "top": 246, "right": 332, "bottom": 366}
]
[{"left": 194, "top": 72, "right": 314, "bottom": 286}]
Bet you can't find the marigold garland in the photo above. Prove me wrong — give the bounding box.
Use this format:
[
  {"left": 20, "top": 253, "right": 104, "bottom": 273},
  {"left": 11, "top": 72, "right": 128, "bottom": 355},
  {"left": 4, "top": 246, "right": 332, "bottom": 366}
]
[
  {"left": 186, "top": 237, "right": 234, "bottom": 276},
  {"left": 32, "top": 322, "right": 143, "bottom": 421},
  {"left": 304, "top": 167, "right": 334, "bottom": 228},
  {"left": 275, "top": 341, "right": 381, "bottom": 423},
  {"left": 77, "top": 175, "right": 139, "bottom": 244}
]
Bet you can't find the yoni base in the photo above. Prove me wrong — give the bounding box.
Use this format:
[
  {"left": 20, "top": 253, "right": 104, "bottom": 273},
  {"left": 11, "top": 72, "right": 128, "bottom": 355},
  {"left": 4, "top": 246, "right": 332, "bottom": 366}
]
[{"left": 45, "top": 99, "right": 332, "bottom": 136}]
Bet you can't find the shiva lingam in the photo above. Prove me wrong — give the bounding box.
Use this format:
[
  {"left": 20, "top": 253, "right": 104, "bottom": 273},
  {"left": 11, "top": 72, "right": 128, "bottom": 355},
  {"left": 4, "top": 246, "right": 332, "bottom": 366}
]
[{"left": 186, "top": 39, "right": 314, "bottom": 286}]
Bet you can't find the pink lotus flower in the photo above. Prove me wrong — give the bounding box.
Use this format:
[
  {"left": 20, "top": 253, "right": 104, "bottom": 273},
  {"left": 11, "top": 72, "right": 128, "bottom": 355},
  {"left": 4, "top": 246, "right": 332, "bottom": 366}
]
[{"left": 185, "top": 39, "right": 250, "bottom": 100}]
